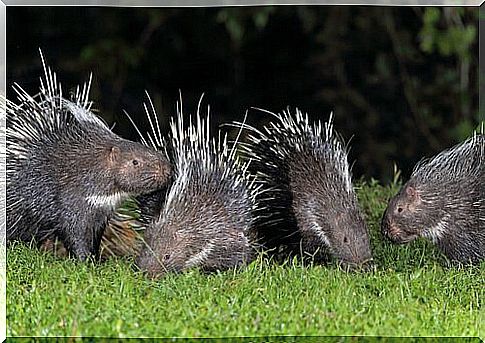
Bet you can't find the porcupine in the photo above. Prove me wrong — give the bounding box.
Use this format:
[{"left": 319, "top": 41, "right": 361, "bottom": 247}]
[
  {"left": 381, "top": 129, "right": 484, "bottom": 265},
  {"left": 131, "top": 95, "right": 263, "bottom": 278},
  {"left": 238, "top": 108, "right": 373, "bottom": 268},
  {"left": 5, "top": 53, "right": 172, "bottom": 260}
]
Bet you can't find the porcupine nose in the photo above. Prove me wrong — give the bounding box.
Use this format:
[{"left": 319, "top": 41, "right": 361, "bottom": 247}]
[
  {"left": 381, "top": 217, "right": 402, "bottom": 243},
  {"left": 134, "top": 253, "right": 164, "bottom": 279},
  {"left": 348, "top": 247, "right": 374, "bottom": 271}
]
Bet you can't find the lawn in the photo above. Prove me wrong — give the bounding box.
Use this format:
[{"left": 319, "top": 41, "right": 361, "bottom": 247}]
[{"left": 6, "top": 181, "right": 484, "bottom": 338}]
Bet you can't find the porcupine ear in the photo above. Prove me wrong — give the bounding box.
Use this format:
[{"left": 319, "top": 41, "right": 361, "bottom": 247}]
[
  {"left": 405, "top": 184, "right": 418, "bottom": 199},
  {"left": 108, "top": 146, "right": 121, "bottom": 164}
]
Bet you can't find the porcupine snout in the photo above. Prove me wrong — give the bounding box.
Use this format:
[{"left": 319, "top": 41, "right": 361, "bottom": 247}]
[
  {"left": 144, "top": 150, "right": 172, "bottom": 187},
  {"left": 135, "top": 257, "right": 161, "bottom": 279},
  {"left": 380, "top": 203, "right": 418, "bottom": 245},
  {"left": 134, "top": 249, "right": 174, "bottom": 279},
  {"left": 336, "top": 224, "right": 374, "bottom": 270},
  {"left": 381, "top": 216, "right": 399, "bottom": 243}
]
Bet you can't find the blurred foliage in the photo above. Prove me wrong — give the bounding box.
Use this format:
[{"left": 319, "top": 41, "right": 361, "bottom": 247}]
[{"left": 6, "top": 6, "right": 480, "bottom": 182}]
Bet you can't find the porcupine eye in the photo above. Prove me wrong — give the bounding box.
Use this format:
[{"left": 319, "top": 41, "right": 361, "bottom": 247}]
[
  {"left": 397, "top": 207, "right": 403, "bottom": 213},
  {"left": 132, "top": 160, "right": 139, "bottom": 166}
]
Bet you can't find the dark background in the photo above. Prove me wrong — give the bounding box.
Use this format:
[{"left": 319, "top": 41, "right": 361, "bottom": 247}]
[{"left": 6, "top": 6, "right": 480, "bottom": 182}]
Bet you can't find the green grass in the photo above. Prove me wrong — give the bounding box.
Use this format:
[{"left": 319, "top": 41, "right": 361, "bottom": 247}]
[{"left": 6, "top": 181, "right": 485, "bottom": 338}]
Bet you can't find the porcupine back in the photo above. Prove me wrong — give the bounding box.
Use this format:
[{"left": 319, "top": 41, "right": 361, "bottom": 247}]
[
  {"left": 381, "top": 129, "right": 484, "bottom": 264},
  {"left": 5, "top": 53, "right": 171, "bottom": 260},
  {"left": 239, "top": 108, "right": 372, "bottom": 267},
  {"left": 132, "top": 95, "right": 263, "bottom": 278}
]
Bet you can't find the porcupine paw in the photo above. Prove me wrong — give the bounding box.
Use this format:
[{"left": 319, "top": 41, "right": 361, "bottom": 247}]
[{"left": 62, "top": 236, "right": 98, "bottom": 261}]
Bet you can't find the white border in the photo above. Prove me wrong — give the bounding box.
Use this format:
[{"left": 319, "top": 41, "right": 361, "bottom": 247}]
[{"left": 0, "top": 2, "right": 482, "bottom": 340}]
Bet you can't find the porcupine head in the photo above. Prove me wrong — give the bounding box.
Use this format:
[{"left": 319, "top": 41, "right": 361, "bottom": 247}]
[
  {"left": 99, "top": 139, "right": 171, "bottom": 195},
  {"left": 133, "top": 97, "right": 259, "bottom": 278},
  {"left": 381, "top": 132, "right": 484, "bottom": 264}
]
